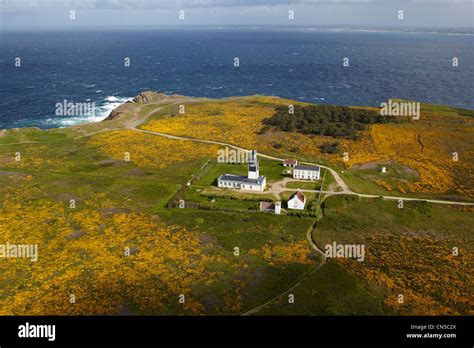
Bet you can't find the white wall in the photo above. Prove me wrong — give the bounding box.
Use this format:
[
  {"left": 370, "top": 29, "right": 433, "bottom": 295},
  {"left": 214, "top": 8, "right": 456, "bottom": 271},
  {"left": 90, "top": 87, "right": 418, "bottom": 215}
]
[
  {"left": 293, "top": 169, "right": 320, "bottom": 180},
  {"left": 287, "top": 197, "right": 305, "bottom": 210}
]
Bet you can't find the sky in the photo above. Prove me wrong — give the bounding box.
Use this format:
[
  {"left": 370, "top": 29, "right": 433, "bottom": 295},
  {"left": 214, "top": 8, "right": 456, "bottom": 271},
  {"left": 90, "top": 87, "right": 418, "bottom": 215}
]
[{"left": 0, "top": 0, "right": 472, "bottom": 28}]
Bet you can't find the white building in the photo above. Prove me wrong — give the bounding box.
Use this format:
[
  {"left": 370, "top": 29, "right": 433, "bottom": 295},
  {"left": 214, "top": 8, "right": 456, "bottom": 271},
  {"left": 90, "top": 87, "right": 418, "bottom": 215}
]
[
  {"left": 287, "top": 191, "right": 306, "bottom": 210},
  {"left": 293, "top": 164, "right": 321, "bottom": 181},
  {"left": 259, "top": 201, "right": 281, "bottom": 215},
  {"left": 217, "top": 150, "right": 267, "bottom": 192}
]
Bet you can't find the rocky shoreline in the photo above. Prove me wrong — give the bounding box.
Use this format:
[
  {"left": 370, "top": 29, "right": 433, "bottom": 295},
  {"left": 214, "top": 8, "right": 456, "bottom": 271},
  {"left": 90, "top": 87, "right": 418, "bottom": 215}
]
[{"left": 103, "top": 91, "right": 187, "bottom": 121}]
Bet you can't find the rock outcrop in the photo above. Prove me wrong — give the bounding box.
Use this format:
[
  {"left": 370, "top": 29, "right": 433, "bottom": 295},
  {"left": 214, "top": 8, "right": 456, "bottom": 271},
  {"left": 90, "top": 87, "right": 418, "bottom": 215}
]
[
  {"left": 103, "top": 109, "right": 125, "bottom": 121},
  {"left": 103, "top": 91, "right": 187, "bottom": 121},
  {"left": 133, "top": 91, "right": 186, "bottom": 104}
]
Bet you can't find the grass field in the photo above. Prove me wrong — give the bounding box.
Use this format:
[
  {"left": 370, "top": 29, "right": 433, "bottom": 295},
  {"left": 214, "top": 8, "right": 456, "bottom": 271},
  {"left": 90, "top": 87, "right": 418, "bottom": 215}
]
[
  {"left": 285, "top": 181, "right": 321, "bottom": 190},
  {"left": 312, "top": 195, "right": 473, "bottom": 315},
  {"left": 139, "top": 97, "right": 474, "bottom": 200},
  {"left": 193, "top": 158, "right": 286, "bottom": 187},
  {"left": 258, "top": 195, "right": 473, "bottom": 315},
  {"left": 0, "top": 94, "right": 472, "bottom": 316},
  {"left": 0, "top": 123, "right": 320, "bottom": 315},
  {"left": 258, "top": 261, "right": 390, "bottom": 315}
]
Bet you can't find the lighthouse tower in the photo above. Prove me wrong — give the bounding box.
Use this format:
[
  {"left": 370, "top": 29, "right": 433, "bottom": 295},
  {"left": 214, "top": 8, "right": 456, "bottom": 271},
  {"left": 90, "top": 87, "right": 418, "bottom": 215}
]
[{"left": 248, "top": 150, "right": 259, "bottom": 179}]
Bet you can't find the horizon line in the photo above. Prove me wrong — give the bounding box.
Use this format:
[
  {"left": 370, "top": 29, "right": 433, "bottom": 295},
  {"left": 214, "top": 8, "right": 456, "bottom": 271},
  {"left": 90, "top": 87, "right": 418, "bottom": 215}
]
[{"left": 1, "top": 24, "right": 472, "bottom": 30}]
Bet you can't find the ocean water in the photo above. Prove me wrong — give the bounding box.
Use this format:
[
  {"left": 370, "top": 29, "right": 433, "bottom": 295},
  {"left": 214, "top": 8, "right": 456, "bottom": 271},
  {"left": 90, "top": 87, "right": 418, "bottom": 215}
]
[{"left": 0, "top": 28, "right": 473, "bottom": 129}]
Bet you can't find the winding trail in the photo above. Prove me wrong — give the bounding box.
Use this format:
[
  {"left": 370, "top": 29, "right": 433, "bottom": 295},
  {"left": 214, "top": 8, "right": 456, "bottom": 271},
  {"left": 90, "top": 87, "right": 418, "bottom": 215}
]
[
  {"left": 134, "top": 127, "right": 352, "bottom": 191},
  {"left": 124, "top": 101, "right": 474, "bottom": 206},
  {"left": 132, "top": 127, "right": 474, "bottom": 207},
  {"left": 73, "top": 99, "right": 473, "bottom": 315},
  {"left": 242, "top": 223, "right": 327, "bottom": 316},
  {"left": 2, "top": 99, "right": 471, "bottom": 316}
]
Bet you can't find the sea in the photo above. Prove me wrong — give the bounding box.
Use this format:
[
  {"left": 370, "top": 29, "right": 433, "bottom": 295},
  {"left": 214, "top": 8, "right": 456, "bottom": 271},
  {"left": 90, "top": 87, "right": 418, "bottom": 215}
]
[{"left": 0, "top": 27, "right": 473, "bottom": 129}]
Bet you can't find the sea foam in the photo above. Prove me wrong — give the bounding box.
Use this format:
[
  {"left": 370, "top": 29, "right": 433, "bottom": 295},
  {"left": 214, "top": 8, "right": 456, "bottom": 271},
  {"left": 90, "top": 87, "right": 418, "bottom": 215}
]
[{"left": 43, "top": 96, "right": 132, "bottom": 128}]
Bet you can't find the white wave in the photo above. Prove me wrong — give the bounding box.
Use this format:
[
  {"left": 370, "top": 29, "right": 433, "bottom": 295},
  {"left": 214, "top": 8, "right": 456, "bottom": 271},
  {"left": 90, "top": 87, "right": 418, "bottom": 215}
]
[
  {"left": 43, "top": 114, "right": 105, "bottom": 127},
  {"left": 96, "top": 96, "right": 133, "bottom": 120},
  {"left": 104, "top": 96, "right": 119, "bottom": 102},
  {"left": 43, "top": 96, "right": 133, "bottom": 128}
]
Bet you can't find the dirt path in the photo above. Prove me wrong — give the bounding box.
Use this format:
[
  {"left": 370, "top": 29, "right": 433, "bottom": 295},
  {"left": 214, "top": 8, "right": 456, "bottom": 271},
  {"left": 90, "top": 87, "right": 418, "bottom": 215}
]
[
  {"left": 132, "top": 127, "right": 474, "bottom": 206},
  {"left": 75, "top": 99, "right": 188, "bottom": 139},
  {"left": 267, "top": 177, "right": 326, "bottom": 196},
  {"left": 125, "top": 100, "right": 351, "bottom": 192},
  {"left": 0, "top": 141, "right": 45, "bottom": 146},
  {"left": 242, "top": 223, "right": 326, "bottom": 316},
  {"left": 134, "top": 126, "right": 353, "bottom": 192},
  {"left": 77, "top": 100, "right": 474, "bottom": 207}
]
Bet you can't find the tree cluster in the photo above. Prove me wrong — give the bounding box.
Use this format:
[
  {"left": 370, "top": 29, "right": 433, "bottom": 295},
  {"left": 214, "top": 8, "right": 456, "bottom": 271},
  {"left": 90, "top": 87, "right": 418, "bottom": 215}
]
[{"left": 263, "top": 105, "right": 397, "bottom": 138}]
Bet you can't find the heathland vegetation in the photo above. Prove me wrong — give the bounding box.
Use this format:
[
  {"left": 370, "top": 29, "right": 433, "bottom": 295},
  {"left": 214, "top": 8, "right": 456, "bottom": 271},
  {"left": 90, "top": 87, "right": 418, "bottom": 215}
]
[
  {"left": 259, "top": 195, "right": 473, "bottom": 315},
  {"left": 0, "top": 122, "right": 318, "bottom": 315},
  {"left": 0, "top": 92, "right": 472, "bottom": 315},
  {"left": 140, "top": 96, "right": 473, "bottom": 199}
]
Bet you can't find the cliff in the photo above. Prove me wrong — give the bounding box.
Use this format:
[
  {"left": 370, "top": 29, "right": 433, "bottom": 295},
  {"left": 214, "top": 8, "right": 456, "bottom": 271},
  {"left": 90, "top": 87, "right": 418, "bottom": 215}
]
[{"left": 103, "top": 91, "right": 188, "bottom": 121}]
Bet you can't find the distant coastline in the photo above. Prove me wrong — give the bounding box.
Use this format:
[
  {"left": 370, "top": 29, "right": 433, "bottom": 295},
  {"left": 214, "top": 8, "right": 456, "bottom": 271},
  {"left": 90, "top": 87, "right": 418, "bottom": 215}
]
[
  {"left": 2, "top": 25, "right": 473, "bottom": 36},
  {"left": 3, "top": 93, "right": 474, "bottom": 132},
  {"left": 1, "top": 28, "right": 473, "bottom": 129}
]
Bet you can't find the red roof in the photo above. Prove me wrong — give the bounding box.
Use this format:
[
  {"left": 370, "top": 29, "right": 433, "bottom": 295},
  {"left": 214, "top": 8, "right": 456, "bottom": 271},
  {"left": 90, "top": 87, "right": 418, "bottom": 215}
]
[
  {"left": 291, "top": 191, "right": 306, "bottom": 203},
  {"left": 284, "top": 159, "right": 297, "bottom": 165},
  {"left": 260, "top": 201, "right": 275, "bottom": 210}
]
